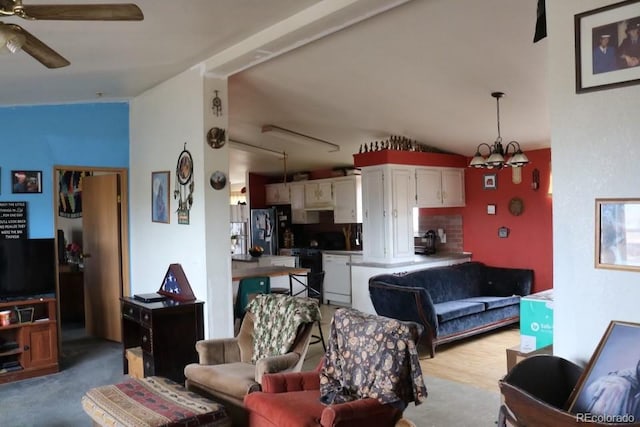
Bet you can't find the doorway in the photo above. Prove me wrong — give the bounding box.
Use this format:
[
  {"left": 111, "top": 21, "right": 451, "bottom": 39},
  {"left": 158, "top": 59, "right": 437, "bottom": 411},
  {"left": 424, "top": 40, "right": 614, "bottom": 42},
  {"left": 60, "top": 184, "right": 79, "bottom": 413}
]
[{"left": 53, "top": 166, "right": 130, "bottom": 348}]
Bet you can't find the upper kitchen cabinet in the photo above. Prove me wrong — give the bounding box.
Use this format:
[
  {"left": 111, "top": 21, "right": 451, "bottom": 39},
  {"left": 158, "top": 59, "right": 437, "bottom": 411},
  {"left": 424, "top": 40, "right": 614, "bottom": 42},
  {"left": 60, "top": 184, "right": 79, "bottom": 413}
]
[
  {"left": 333, "top": 176, "right": 362, "bottom": 223},
  {"left": 415, "top": 167, "right": 465, "bottom": 208},
  {"left": 289, "top": 182, "right": 319, "bottom": 224},
  {"left": 304, "top": 180, "right": 333, "bottom": 209},
  {"left": 265, "top": 183, "right": 290, "bottom": 205},
  {"left": 361, "top": 165, "right": 414, "bottom": 262},
  {"left": 230, "top": 204, "right": 249, "bottom": 222}
]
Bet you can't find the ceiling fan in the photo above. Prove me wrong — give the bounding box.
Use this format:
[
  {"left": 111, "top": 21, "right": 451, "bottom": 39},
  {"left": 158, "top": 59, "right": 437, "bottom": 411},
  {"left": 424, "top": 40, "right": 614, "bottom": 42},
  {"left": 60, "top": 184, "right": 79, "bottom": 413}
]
[{"left": 0, "top": 0, "right": 143, "bottom": 68}]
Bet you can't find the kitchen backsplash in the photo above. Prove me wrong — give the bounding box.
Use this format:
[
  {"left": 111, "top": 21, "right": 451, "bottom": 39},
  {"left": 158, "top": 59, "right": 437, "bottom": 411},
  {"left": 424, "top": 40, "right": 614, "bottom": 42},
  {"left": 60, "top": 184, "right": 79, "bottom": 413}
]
[{"left": 416, "top": 214, "right": 463, "bottom": 253}]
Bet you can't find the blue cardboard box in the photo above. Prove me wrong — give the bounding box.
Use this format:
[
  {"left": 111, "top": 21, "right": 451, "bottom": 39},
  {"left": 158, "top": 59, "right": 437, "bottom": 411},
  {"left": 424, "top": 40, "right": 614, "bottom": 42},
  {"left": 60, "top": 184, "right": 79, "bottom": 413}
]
[{"left": 520, "top": 290, "right": 553, "bottom": 352}]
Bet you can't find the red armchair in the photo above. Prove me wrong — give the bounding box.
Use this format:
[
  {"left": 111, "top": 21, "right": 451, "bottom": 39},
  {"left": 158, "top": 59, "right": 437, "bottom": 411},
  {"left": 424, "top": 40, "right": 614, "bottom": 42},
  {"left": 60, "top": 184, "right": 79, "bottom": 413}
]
[{"left": 243, "top": 361, "right": 403, "bottom": 427}]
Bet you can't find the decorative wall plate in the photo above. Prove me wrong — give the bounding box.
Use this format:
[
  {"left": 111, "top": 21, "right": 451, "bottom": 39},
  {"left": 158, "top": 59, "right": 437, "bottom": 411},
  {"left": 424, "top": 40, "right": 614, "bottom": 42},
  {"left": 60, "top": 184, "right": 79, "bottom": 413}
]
[
  {"left": 509, "top": 197, "right": 524, "bottom": 216},
  {"left": 206, "top": 127, "right": 226, "bottom": 149},
  {"left": 210, "top": 171, "right": 226, "bottom": 190}
]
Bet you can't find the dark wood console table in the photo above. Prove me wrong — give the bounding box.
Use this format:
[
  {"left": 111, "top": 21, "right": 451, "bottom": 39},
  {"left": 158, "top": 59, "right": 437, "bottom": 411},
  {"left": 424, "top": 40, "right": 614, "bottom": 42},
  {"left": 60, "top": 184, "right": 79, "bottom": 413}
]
[{"left": 120, "top": 297, "right": 204, "bottom": 384}]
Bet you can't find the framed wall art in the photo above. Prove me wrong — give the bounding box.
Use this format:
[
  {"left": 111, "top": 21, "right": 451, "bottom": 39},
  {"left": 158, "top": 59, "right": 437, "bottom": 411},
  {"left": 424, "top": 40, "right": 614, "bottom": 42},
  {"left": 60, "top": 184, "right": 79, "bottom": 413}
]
[
  {"left": 595, "top": 198, "right": 640, "bottom": 271},
  {"left": 152, "top": 171, "right": 170, "bottom": 224},
  {"left": 567, "top": 320, "right": 640, "bottom": 418},
  {"left": 575, "top": 0, "right": 640, "bottom": 93},
  {"left": 12, "top": 170, "right": 42, "bottom": 194},
  {"left": 483, "top": 173, "right": 497, "bottom": 190}
]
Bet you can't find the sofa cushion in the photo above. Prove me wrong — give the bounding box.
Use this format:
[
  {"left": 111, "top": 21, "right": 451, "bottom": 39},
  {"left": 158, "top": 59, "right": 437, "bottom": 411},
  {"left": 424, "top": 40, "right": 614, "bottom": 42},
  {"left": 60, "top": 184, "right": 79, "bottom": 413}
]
[
  {"left": 434, "top": 301, "right": 485, "bottom": 323},
  {"left": 184, "top": 362, "right": 261, "bottom": 400},
  {"left": 457, "top": 295, "right": 521, "bottom": 310}
]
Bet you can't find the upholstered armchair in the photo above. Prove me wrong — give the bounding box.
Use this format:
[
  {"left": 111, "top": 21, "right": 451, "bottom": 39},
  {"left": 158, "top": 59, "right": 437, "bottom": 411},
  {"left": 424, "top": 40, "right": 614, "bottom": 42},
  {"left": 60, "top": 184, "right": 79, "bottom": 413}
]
[
  {"left": 244, "top": 308, "right": 427, "bottom": 427},
  {"left": 184, "top": 294, "right": 319, "bottom": 426}
]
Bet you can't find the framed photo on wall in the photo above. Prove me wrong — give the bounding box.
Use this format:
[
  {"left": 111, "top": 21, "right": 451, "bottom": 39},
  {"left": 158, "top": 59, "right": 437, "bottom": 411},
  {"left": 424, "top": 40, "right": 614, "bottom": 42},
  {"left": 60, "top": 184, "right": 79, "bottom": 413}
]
[
  {"left": 151, "top": 171, "right": 170, "bottom": 223},
  {"left": 11, "top": 170, "right": 42, "bottom": 194},
  {"left": 575, "top": 0, "right": 640, "bottom": 93},
  {"left": 595, "top": 198, "right": 640, "bottom": 271},
  {"left": 483, "top": 173, "right": 497, "bottom": 190}
]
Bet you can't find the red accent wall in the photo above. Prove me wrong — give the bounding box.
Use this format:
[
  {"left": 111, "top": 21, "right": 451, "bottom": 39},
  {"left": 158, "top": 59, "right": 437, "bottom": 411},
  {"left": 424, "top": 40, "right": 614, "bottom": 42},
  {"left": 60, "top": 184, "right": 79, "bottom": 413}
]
[
  {"left": 248, "top": 173, "right": 269, "bottom": 208},
  {"left": 462, "top": 148, "right": 553, "bottom": 293}
]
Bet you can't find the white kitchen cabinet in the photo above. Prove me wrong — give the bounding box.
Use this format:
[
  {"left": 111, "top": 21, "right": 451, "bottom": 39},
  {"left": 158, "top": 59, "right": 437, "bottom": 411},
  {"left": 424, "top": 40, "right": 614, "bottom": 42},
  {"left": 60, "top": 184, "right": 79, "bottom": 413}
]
[
  {"left": 230, "top": 204, "right": 248, "bottom": 222},
  {"left": 361, "top": 165, "right": 414, "bottom": 262},
  {"left": 361, "top": 167, "right": 386, "bottom": 261},
  {"left": 265, "top": 183, "right": 290, "bottom": 205},
  {"left": 323, "top": 253, "right": 351, "bottom": 305},
  {"left": 333, "top": 176, "right": 362, "bottom": 223},
  {"left": 390, "top": 167, "right": 415, "bottom": 259},
  {"left": 415, "top": 167, "right": 465, "bottom": 207},
  {"left": 304, "top": 180, "right": 333, "bottom": 209},
  {"left": 289, "top": 182, "right": 319, "bottom": 224}
]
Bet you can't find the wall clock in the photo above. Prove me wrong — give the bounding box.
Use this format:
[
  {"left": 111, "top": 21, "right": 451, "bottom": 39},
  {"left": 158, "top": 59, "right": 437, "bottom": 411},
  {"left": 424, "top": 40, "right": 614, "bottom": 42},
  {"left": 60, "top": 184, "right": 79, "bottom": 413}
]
[{"left": 509, "top": 197, "right": 524, "bottom": 216}]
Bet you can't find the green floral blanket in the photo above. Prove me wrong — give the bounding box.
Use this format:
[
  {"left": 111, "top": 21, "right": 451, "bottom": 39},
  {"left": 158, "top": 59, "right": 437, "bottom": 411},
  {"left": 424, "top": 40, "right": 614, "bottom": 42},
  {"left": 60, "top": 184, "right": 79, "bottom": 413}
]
[{"left": 246, "top": 294, "right": 321, "bottom": 363}]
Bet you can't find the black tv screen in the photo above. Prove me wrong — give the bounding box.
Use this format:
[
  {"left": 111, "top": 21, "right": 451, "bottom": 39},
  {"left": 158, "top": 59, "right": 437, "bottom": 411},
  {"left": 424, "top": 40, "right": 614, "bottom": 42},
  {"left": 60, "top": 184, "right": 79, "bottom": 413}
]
[{"left": 0, "top": 238, "right": 56, "bottom": 300}]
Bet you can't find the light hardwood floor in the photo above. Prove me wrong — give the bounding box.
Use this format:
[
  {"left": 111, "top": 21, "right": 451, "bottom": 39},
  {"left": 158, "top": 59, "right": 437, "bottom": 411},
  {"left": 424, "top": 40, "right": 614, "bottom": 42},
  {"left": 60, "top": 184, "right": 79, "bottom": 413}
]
[
  {"left": 420, "top": 326, "right": 519, "bottom": 393},
  {"left": 305, "top": 304, "right": 520, "bottom": 393}
]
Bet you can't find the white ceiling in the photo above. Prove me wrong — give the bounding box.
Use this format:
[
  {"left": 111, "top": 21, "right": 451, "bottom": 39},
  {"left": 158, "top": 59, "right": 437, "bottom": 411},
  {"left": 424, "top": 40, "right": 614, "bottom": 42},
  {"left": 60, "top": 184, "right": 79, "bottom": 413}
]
[{"left": 0, "top": 0, "right": 549, "bottom": 186}]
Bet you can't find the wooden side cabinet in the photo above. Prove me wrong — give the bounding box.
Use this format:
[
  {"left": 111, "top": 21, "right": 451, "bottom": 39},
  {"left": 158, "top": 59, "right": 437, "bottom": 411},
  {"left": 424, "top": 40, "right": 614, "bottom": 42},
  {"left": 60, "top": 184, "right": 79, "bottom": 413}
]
[
  {"left": 120, "top": 297, "right": 204, "bottom": 384},
  {"left": 0, "top": 297, "right": 59, "bottom": 384}
]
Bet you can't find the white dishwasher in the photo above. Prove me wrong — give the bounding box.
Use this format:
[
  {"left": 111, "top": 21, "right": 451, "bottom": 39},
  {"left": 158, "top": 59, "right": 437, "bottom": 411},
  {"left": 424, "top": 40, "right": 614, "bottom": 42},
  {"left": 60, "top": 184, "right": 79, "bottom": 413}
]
[{"left": 322, "top": 253, "right": 351, "bottom": 306}]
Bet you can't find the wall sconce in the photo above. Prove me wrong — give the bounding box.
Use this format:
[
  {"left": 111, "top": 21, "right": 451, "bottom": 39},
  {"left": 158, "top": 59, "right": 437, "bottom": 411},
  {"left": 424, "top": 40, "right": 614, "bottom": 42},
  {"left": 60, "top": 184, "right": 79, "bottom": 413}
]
[{"left": 532, "top": 168, "right": 540, "bottom": 191}]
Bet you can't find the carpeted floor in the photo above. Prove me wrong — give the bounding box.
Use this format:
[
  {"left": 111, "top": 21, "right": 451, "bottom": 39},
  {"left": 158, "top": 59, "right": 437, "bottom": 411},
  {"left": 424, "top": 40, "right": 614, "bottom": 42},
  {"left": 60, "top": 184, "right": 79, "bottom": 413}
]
[{"left": 0, "top": 323, "right": 501, "bottom": 427}]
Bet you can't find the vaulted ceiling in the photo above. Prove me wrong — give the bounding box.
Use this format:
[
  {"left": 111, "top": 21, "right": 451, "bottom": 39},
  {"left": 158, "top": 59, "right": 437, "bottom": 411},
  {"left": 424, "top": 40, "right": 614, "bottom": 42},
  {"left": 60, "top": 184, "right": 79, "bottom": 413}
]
[{"left": 0, "top": 0, "right": 549, "bottom": 185}]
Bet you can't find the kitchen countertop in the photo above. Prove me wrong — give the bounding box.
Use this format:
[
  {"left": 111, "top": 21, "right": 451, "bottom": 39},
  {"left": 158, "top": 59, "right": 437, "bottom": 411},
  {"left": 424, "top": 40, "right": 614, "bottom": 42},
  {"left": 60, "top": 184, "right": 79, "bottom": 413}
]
[
  {"left": 231, "top": 266, "right": 309, "bottom": 281},
  {"left": 231, "top": 254, "right": 294, "bottom": 262},
  {"left": 348, "top": 252, "right": 472, "bottom": 268},
  {"left": 321, "top": 250, "right": 363, "bottom": 256}
]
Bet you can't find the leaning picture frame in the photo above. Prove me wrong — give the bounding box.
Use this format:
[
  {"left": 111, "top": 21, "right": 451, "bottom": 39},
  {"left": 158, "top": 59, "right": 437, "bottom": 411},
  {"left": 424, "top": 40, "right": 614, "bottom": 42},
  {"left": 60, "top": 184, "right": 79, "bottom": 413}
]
[
  {"left": 594, "top": 198, "right": 640, "bottom": 271},
  {"left": 575, "top": 0, "right": 640, "bottom": 93},
  {"left": 567, "top": 320, "right": 640, "bottom": 419},
  {"left": 151, "top": 171, "right": 170, "bottom": 224}
]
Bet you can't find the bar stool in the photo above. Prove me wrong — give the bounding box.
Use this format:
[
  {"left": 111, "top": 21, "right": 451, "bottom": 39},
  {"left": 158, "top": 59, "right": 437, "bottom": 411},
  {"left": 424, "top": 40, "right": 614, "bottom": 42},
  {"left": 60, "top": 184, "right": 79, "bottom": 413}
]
[
  {"left": 234, "top": 276, "right": 270, "bottom": 322},
  {"left": 289, "top": 271, "right": 326, "bottom": 351}
]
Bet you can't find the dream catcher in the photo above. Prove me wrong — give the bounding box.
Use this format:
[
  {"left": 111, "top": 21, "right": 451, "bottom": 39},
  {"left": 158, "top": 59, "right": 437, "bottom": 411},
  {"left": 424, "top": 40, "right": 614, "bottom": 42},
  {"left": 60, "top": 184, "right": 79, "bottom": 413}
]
[{"left": 174, "top": 143, "right": 194, "bottom": 224}]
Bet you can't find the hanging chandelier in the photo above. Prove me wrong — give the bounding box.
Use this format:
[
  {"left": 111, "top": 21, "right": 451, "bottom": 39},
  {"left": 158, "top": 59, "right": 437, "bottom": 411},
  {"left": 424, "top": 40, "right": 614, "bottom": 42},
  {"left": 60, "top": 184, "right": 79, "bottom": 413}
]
[{"left": 469, "top": 92, "right": 529, "bottom": 169}]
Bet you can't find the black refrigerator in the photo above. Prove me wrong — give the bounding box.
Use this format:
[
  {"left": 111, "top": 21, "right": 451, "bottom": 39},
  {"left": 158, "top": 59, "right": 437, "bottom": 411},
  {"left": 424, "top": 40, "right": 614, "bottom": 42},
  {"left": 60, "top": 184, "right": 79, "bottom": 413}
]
[{"left": 249, "top": 206, "right": 292, "bottom": 255}]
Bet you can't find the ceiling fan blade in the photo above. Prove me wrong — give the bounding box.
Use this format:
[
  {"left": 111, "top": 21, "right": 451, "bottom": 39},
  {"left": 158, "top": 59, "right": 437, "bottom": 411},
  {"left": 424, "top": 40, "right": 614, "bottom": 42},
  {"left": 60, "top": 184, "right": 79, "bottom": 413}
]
[
  {"left": 20, "top": 4, "right": 143, "bottom": 21},
  {"left": 8, "top": 24, "right": 70, "bottom": 68}
]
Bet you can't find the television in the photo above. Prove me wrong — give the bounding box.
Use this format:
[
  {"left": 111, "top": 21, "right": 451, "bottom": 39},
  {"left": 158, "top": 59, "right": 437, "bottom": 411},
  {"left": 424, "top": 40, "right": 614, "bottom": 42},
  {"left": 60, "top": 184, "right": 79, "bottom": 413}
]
[{"left": 0, "top": 238, "right": 56, "bottom": 301}]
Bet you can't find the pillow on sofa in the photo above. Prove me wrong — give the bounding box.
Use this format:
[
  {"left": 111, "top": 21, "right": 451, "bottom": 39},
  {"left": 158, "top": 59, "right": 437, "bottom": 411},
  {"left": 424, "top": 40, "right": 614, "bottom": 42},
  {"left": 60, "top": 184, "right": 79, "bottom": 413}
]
[{"left": 482, "top": 267, "right": 533, "bottom": 297}]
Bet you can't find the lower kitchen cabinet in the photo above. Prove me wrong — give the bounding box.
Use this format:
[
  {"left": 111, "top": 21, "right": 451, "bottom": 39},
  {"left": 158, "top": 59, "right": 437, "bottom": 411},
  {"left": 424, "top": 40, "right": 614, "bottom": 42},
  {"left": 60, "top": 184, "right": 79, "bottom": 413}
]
[{"left": 323, "top": 253, "right": 351, "bottom": 305}]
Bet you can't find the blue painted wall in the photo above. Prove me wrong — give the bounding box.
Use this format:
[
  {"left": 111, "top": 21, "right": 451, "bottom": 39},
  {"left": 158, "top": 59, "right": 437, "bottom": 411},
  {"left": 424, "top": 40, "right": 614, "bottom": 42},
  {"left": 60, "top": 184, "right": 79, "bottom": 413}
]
[{"left": 0, "top": 103, "right": 129, "bottom": 238}]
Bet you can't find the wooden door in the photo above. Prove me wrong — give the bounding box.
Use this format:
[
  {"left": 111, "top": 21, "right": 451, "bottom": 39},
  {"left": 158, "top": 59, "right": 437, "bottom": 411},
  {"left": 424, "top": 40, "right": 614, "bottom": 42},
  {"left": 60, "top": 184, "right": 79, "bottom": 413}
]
[{"left": 83, "top": 174, "right": 123, "bottom": 342}]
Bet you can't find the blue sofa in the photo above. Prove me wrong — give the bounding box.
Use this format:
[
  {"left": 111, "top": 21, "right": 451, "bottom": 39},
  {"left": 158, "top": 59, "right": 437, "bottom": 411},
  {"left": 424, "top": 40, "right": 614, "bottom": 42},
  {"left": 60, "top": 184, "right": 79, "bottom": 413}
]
[{"left": 368, "top": 261, "right": 533, "bottom": 357}]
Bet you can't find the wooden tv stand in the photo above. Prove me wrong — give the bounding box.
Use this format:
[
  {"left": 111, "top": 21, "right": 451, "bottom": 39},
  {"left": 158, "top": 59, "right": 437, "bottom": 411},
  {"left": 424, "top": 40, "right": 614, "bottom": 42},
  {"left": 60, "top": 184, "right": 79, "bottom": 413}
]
[{"left": 0, "top": 297, "right": 59, "bottom": 384}]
